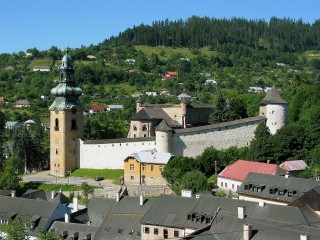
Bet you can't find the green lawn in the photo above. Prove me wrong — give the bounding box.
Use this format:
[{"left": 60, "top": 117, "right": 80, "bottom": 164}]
[
  {"left": 19, "top": 182, "right": 96, "bottom": 192},
  {"left": 29, "top": 58, "right": 53, "bottom": 68},
  {"left": 71, "top": 168, "right": 124, "bottom": 184},
  {"left": 104, "top": 83, "right": 137, "bottom": 94}
]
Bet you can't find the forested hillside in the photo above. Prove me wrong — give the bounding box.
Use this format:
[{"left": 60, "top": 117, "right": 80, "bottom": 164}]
[{"left": 0, "top": 16, "right": 320, "bottom": 179}]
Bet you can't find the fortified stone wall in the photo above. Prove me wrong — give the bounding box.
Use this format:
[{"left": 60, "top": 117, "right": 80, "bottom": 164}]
[
  {"left": 78, "top": 138, "right": 156, "bottom": 169},
  {"left": 171, "top": 116, "right": 264, "bottom": 157}
]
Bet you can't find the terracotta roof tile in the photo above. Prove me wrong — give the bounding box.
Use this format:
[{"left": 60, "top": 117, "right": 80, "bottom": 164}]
[{"left": 219, "top": 160, "right": 279, "bottom": 181}]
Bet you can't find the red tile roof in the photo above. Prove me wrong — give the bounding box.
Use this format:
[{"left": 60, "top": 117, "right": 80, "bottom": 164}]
[
  {"left": 219, "top": 160, "right": 278, "bottom": 181},
  {"left": 90, "top": 104, "right": 106, "bottom": 111},
  {"left": 167, "top": 71, "right": 178, "bottom": 76}
]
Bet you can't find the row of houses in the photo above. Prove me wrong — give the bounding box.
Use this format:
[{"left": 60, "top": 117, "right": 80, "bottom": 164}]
[{"left": 1, "top": 188, "right": 320, "bottom": 239}]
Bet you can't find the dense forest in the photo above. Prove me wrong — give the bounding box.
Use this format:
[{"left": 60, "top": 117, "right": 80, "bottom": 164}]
[{"left": 0, "top": 16, "right": 320, "bottom": 190}]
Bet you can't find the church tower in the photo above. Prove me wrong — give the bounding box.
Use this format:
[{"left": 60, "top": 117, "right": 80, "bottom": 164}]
[{"left": 49, "top": 50, "right": 84, "bottom": 177}]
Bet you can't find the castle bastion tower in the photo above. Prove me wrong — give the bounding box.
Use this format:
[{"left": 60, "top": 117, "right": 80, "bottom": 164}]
[
  {"left": 49, "top": 51, "right": 84, "bottom": 177},
  {"left": 259, "top": 87, "right": 288, "bottom": 135}
]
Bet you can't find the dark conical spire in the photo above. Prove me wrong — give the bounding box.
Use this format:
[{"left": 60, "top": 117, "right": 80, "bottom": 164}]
[{"left": 260, "top": 87, "right": 287, "bottom": 106}]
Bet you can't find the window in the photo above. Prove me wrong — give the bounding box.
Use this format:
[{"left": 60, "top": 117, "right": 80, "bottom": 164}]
[
  {"left": 144, "top": 134, "right": 147, "bottom": 137},
  {"left": 151, "top": 165, "right": 154, "bottom": 171},
  {"left": 133, "top": 134, "right": 136, "bottom": 138},
  {"left": 143, "top": 227, "right": 150, "bottom": 234},
  {"left": 55, "top": 118, "right": 59, "bottom": 131},
  {"left": 130, "top": 176, "right": 134, "bottom": 180},
  {"left": 142, "top": 125, "right": 147, "bottom": 131},
  {"left": 244, "top": 184, "right": 249, "bottom": 190},
  {"left": 279, "top": 189, "right": 284, "bottom": 195},
  {"left": 232, "top": 184, "right": 234, "bottom": 189},
  {"left": 71, "top": 119, "right": 77, "bottom": 130},
  {"left": 55, "top": 149, "right": 58, "bottom": 155},
  {"left": 130, "top": 164, "right": 134, "bottom": 171},
  {"left": 163, "top": 229, "right": 168, "bottom": 239},
  {"left": 159, "top": 166, "right": 163, "bottom": 172},
  {"left": 225, "top": 182, "right": 227, "bottom": 187},
  {"left": 133, "top": 125, "right": 137, "bottom": 131},
  {"left": 221, "top": 182, "right": 223, "bottom": 187},
  {"left": 142, "top": 165, "right": 146, "bottom": 171},
  {"left": 154, "top": 228, "right": 159, "bottom": 235},
  {"left": 174, "top": 230, "right": 179, "bottom": 237},
  {"left": 288, "top": 191, "right": 293, "bottom": 197}
]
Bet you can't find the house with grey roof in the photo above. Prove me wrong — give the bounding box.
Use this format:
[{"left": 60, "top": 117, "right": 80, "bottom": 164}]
[
  {"left": 289, "top": 186, "right": 320, "bottom": 215},
  {"left": 124, "top": 149, "right": 174, "bottom": 185},
  {"left": 0, "top": 195, "right": 68, "bottom": 238},
  {"left": 238, "top": 172, "right": 320, "bottom": 205},
  {"left": 5, "top": 121, "right": 22, "bottom": 130},
  {"left": 140, "top": 194, "right": 320, "bottom": 240}
]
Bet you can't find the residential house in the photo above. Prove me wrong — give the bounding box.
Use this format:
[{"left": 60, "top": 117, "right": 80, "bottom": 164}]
[
  {"left": 248, "top": 87, "right": 264, "bottom": 93},
  {"left": 14, "top": 99, "right": 31, "bottom": 108},
  {"left": 177, "top": 93, "right": 196, "bottom": 101},
  {"left": 5, "top": 121, "right": 22, "bottom": 130},
  {"left": 217, "top": 160, "right": 284, "bottom": 193},
  {"left": 24, "top": 119, "right": 36, "bottom": 130},
  {"left": 32, "top": 66, "right": 50, "bottom": 72},
  {"left": 279, "top": 160, "right": 309, "bottom": 177},
  {"left": 146, "top": 92, "right": 157, "bottom": 96},
  {"left": 89, "top": 104, "right": 106, "bottom": 114},
  {"left": 140, "top": 194, "right": 320, "bottom": 240},
  {"left": 238, "top": 172, "right": 320, "bottom": 205},
  {"left": 289, "top": 186, "right": 320, "bottom": 215},
  {"left": 87, "top": 55, "right": 96, "bottom": 60},
  {"left": 0, "top": 97, "right": 7, "bottom": 104},
  {"left": 162, "top": 71, "right": 178, "bottom": 80},
  {"left": 125, "top": 59, "right": 136, "bottom": 64},
  {"left": 0, "top": 195, "right": 68, "bottom": 238},
  {"left": 124, "top": 150, "right": 173, "bottom": 185},
  {"left": 159, "top": 88, "right": 170, "bottom": 95},
  {"left": 40, "top": 95, "right": 49, "bottom": 101},
  {"left": 204, "top": 79, "right": 217, "bottom": 86},
  {"left": 107, "top": 105, "right": 123, "bottom": 111}
]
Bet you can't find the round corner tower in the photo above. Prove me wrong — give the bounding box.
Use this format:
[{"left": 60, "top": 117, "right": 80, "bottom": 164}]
[
  {"left": 155, "top": 120, "right": 173, "bottom": 153},
  {"left": 49, "top": 50, "right": 84, "bottom": 177},
  {"left": 259, "top": 87, "right": 288, "bottom": 135}
]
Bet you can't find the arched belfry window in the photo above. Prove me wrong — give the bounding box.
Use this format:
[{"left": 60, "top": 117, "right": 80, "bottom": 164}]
[
  {"left": 55, "top": 118, "right": 59, "bottom": 131},
  {"left": 71, "top": 119, "right": 77, "bottom": 130},
  {"left": 133, "top": 125, "right": 137, "bottom": 131}
]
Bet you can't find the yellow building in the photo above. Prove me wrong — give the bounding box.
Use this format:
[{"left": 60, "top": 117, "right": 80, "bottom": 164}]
[
  {"left": 124, "top": 150, "right": 173, "bottom": 185},
  {"left": 49, "top": 50, "right": 84, "bottom": 177}
]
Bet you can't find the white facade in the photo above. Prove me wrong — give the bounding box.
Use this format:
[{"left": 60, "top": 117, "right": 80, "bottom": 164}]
[
  {"left": 264, "top": 104, "right": 288, "bottom": 135},
  {"left": 78, "top": 138, "right": 156, "bottom": 169},
  {"left": 217, "top": 177, "right": 242, "bottom": 193}
]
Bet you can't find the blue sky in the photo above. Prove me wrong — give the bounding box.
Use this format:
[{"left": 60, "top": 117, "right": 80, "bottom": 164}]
[{"left": 1, "top": 0, "right": 319, "bottom": 54}]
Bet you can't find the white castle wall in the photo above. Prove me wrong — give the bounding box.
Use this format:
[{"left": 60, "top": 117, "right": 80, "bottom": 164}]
[
  {"left": 265, "top": 104, "right": 288, "bottom": 135},
  {"left": 77, "top": 117, "right": 265, "bottom": 169},
  {"left": 78, "top": 138, "right": 156, "bottom": 169},
  {"left": 171, "top": 117, "right": 264, "bottom": 157}
]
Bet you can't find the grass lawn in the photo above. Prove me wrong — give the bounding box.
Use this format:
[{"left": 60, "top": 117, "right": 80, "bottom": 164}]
[
  {"left": 29, "top": 58, "right": 53, "bottom": 68},
  {"left": 104, "top": 83, "right": 137, "bottom": 94},
  {"left": 71, "top": 168, "right": 124, "bottom": 184},
  {"left": 19, "top": 182, "right": 97, "bottom": 192}
]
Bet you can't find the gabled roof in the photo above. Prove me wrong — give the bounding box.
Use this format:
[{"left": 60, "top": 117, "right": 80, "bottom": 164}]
[
  {"left": 14, "top": 99, "right": 31, "bottom": 105},
  {"left": 260, "top": 87, "right": 287, "bottom": 105},
  {"left": 218, "top": 160, "right": 279, "bottom": 181},
  {"left": 238, "top": 172, "right": 320, "bottom": 203},
  {"left": 0, "top": 195, "right": 63, "bottom": 232},
  {"left": 89, "top": 104, "right": 106, "bottom": 111},
  {"left": 130, "top": 108, "right": 182, "bottom": 128},
  {"left": 127, "top": 150, "right": 174, "bottom": 164},
  {"left": 279, "top": 160, "right": 309, "bottom": 171},
  {"left": 22, "top": 189, "right": 69, "bottom": 204}
]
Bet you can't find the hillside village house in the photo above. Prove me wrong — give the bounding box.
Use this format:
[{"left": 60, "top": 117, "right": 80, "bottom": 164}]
[
  {"left": 279, "top": 160, "right": 309, "bottom": 177},
  {"left": 162, "top": 71, "right": 178, "bottom": 80},
  {"left": 14, "top": 99, "right": 31, "bottom": 108},
  {"left": 124, "top": 150, "right": 173, "bottom": 185},
  {"left": 32, "top": 66, "right": 50, "bottom": 72},
  {"left": 107, "top": 104, "right": 123, "bottom": 111},
  {"left": 89, "top": 104, "right": 106, "bottom": 114},
  {"left": 217, "top": 160, "right": 285, "bottom": 193}
]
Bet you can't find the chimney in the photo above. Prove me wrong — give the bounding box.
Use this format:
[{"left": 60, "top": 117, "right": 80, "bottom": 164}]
[
  {"left": 300, "top": 234, "right": 310, "bottom": 240},
  {"left": 64, "top": 213, "right": 70, "bottom": 223},
  {"left": 285, "top": 174, "right": 289, "bottom": 178},
  {"left": 51, "top": 190, "right": 55, "bottom": 199},
  {"left": 11, "top": 190, "right": 16, "bottom": 197},
  {"left": 238, "top": 206, "right": 246, "bottom": 219},
  {"left": 267, "top": 160, "right": 270, "bottom": 164},
  {"left": 243, "top": 224, "right": 252, "bottom": 240},
  {"left": 258, "top": 201, "right": 265, "bottom": 207},
  {"left": 140, "top": 195, "right": 144, "bottom": 206},
  {"left": 72, "top": 197, "right": 78, "bottom": 213},
  {"left": 116, "top": 192, "right": 120, "bottom": 202}
]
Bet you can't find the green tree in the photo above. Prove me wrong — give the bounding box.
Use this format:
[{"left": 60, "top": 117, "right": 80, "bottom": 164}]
[
  {"left": 81, "top": 182, "right": 94, "bottom": 199},
  {"left": 248, "top": 122, "right": 272, "bottom": 161},
  {"left": 195, "top": 147, "right": 219, "bottom": 176},
  {"left": 38, "top": 230, "right": 61, "bottom": 240},
  {"left": 209, "top": 92, "right": 229, "bottom": 123},
  {"left": 180, "top": 170, "right": 208, "bottom": 194},
  {"left": 0, "top": 156, "right": 21, "bottom": 190},
  {"left": 0, "top": 111, "right": 6, "bottom": 170},
  {"left": 0, "top": 216, "right": 29, "bottom": 240}
]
